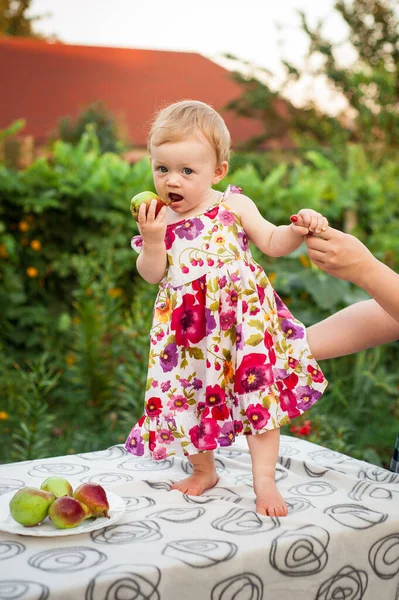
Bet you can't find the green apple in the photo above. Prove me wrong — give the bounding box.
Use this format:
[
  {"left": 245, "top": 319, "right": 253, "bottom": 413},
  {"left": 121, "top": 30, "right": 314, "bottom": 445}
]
[
  {"left": 130, "top": 191, "right": 169, "bottom": 221},
  {"left": 40, "top": 476, "right": 73, "bottom": 498},
  {"left": 9, "top": 487, "right": 55, "bottom": 526}
]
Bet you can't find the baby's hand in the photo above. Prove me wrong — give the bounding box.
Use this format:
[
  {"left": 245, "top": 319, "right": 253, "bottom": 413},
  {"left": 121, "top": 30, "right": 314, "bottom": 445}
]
[
  {"left": 290, "top": 209, "right": 328, "bottom": 236},
  {"left": 138, "top": 199, "right": 168, "bottom": 245}
]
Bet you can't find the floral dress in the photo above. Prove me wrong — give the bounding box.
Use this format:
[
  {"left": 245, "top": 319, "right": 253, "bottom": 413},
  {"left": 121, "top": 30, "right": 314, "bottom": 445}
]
[{"left": 125, "top": 185, "right": 327, "bottom": 460}]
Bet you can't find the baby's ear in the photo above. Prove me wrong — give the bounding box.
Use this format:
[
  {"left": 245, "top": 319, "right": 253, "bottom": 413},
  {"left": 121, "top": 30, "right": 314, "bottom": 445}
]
[{"left": 213, "top": 161, "right": 229, "bottom": 183}]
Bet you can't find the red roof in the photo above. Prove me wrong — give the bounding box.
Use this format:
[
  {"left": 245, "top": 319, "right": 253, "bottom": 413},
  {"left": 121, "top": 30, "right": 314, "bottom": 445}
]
[{"left": 0, "top": 37, "right": 282, "bottom": 148}]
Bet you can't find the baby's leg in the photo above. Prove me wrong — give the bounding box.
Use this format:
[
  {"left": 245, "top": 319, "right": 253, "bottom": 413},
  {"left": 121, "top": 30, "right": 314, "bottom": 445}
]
[
  {"left": 246, "top": 429, "right": 288, "bottom": 517},
  {"left": 170, "top": 450, "right": 218, "bottom": 496}
]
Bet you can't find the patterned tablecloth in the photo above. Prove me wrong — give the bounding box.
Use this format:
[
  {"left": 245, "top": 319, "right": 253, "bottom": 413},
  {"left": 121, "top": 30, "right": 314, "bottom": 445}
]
[{"left": 0, "top": 435, "right": 399, "bottom": 600}]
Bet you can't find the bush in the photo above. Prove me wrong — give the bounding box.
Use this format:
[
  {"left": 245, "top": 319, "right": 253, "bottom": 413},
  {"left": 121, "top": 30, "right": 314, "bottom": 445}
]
[{"left": 0, "top": 130, "right": 397, "bottom": 465}]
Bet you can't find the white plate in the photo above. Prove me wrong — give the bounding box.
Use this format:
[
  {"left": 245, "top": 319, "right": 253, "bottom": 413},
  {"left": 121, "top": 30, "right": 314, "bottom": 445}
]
[{"left": 0, "top": 490, "right": 126, "bottom": 537}]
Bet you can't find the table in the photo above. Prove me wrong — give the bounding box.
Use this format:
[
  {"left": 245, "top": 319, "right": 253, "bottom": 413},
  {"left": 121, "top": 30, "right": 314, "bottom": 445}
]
[{"left": 1, "top": 435, "right": 399, "bottom": 599}]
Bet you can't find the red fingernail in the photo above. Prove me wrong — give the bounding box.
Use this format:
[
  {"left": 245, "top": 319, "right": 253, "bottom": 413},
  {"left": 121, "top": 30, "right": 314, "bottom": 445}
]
[{"left": 290, "top": 215, "right": 298, "bottom": 223}]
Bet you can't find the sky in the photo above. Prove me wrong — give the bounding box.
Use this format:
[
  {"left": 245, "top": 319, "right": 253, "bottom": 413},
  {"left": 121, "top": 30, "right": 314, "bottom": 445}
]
[{"left": 28, "top": 0, "right": 352, "bottom": 113}]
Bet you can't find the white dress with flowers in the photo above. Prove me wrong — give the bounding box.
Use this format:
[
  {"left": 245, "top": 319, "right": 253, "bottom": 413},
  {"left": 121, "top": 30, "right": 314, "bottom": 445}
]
[{"left": 125, "top": 185, "right": 327, "bottom": 460}]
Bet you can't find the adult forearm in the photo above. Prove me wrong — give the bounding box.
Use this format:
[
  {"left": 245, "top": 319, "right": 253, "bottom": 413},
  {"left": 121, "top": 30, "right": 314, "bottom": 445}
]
[
  {"left": 354, "top": 258, "right": 399, "bottom": 323},
  {"left": 267, "top": 225, "right": 303, "bottom": 257},
  {"left": 307, "top": 300, "right": 399, "bottom": 360},
  {"left": 136, "top": 242, "right": 167, "bottom": 284}
]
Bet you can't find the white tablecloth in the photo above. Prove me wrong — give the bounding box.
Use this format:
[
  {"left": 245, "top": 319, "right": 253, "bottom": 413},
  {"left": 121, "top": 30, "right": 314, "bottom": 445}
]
[{"left": 1, "top": 435, "right": 399, "bottom": 599}]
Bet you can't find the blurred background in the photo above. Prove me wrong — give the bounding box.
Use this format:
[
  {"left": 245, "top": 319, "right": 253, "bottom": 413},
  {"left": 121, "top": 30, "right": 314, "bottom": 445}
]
[{"left": 0, "top": 0, "right": 398, "bottom": 466}]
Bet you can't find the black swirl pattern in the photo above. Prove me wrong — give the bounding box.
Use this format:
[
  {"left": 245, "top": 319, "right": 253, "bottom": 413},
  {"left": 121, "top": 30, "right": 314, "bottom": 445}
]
[
  {"left": 285, "top": 497, "right": 314, "bottom": 514},
  {"left": 0, "top": 541, "right": 25, "bottom": 561},
  {"left": 85, "top": 564, "right": 160, "bottom": 600},
  {"left": 123, "top": 496, "right": 155, "bottom": 513},
  {"left": 163, "top": 539, "right": 237, "bottom": 568},
  {"left": 149, "top": 507, "right": 205, "bottom": 523},
  {"left": 211, "top": 508, "right": 279, "bottom": 535},
  {"left": 91, "top": 520, "right": 162, "bottom": 545},
  {"left": 78, "top": 446, "right": 126, "bottom": 461},
  {"left": 270, "top": 525, "right": 330, "bottom": 576},
  {"left": 0, "top": 478, "right": 25, "bottom": 496},
  {"left": 324, "top": 504, "right": 388, "bottom": 529},
  {"left": 349, "top": 481, "right": 393, "bottom": 502},
  {"left": 211, "top": 573, "right": 263, "bottom": 600},
  {"left": 279, "top": 443, "right": 300, "bottom": 457},
  {"left": 184, "top": 486, "right": 243, "bottom": 504},
  {"left": 119, "top": 458, "right": 174, "bottom": 472},
  {"left": 316, "top": 565, "right": 368, "bottom": 600},
  {"left": 358, "top": 467, "right": 399, "bottom": 484},
  {"left": 182, "top": 457, "right": 228, "bottom": 476},
  {"left": 80, "top": 472, "right": 133, "bottom": 484},
  {"left": 28, "top": 547, "right": 107, "bottom": 573},
  {"left": 289, "top": 481, "right": 337, "bottom": 496},
  {"left": 28, "top": 463, "right": 89, "bottom": 477},
  {"left": 144, "top": 479, "right": 174, "bottom": 491},
  {"left": 369, "top": 534, "right": 399, "bottom": 579},
  {"left": 0, "top": 581, "right": 49, "bottom": 600}
]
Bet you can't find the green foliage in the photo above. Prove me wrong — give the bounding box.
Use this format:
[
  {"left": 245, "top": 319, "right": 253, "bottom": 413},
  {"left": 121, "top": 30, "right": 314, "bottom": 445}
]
[
  {"left": 58, "top": 103, "right": 126, "bottom": 154},
  {"left": 0, "top": 0, "right": 46, "bottom": 37},
  {"left": 0, "top": 130, "right": 397, "bottom": 465}
]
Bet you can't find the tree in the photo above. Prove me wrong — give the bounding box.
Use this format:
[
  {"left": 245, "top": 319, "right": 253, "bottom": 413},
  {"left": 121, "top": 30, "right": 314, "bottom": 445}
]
[
  {"left": 226, "top": 0, "right": 399, "bottom": 154},
  {"left": 0, "top": 0, "right": 47, "bottom": 37}
]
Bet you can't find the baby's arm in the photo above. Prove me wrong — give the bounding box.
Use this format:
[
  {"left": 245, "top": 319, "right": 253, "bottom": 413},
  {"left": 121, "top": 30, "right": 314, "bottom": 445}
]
[
  {"left": 227, "top": 194, "right": 327, "bottom": 257},
  {"left": 135, "top": 200, "right": 168, "bottom": 284}
]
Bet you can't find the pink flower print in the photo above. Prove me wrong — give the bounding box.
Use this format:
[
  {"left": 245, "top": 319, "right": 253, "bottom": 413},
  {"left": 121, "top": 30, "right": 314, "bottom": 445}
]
[
  {"left": 256, "top": 284, "right": 265, "bottom": 305},
  {"left": 126, "top": 429, "right": 144, "bottom": 456},
  {"left": 234, "top": 353, "right": 274, "bottom": 394},
  {"left": 205, "top": 308, "right": 217, "bottom": 335},
  {"left": 280, "top": 388, "right": 301, "bottom": 419},
  {"left": 181, "top": 265, "right": 190, "bottom": 274},
  {"left": 176, "top": 218, "right": 204, "bottom": 240},
  {"left": 207, "top": 258, "right": 215, "bottom": 266},
  {"left": 249, "top": 305, "right": 260, "bottom": 316},
  {"left": 296, "top": 386, "right": 322, "bottom": 411},
  {"left": 264, "top": 331, "right": 273, "bottom": 350},
  {"left": 307, "top": 365, "right": 325, "bottom": 383},
  {"left": 238, "top": 231, "right": 249, "bottom": 251},
  {"left": 218, "top": 210, "right": 236, "bottom": 226},
  {"left": 218, "top": 276, "right": 227, "bottom": 289},
  {"left": 281, "top": 319, "right": 305, "bottom": 340},
  {"left": 233, "top": 420, "right": 243, "bottom": 434},
  {"left": 131, "top": 236, "right": 143, "bottom": 251},
  {"left": 218, "top": 422, "right": 235, "bottom": 446},
  {"left": 145, "top": 397, "right": 163, "bottom": 417},
  {"left": 242, "top": 301, "right": 248, "bottom": 314},
  {"left": 226, "top": 290, "right": 239, "bottom": 306},
  {"left": 220, "top": 309, "right": 236, "bottom": 331},
  {"left": 180, "top": 378, "right": 191, "bottom": 389},
  {"left": 205, "top": 384, "right": 226, "bottom": 407},
  {"left": 288, "top": 357, "right": 299, "bottom": 369},
  {"left": 273, "top": 292, "right": 293, "bottom": 319},
  {"left": 156, "top": 429, "right": 174, "bottom": 444},
  {"left": 171, "top": 293, "right": 206, "bottom": 347},
  {"left": 160, "top": 342, "right": 178, "bottom": 373},
  {"left": 236, "top": 324, "right": 244, "bottom": 350},
  {"left": 230, "top": 185, "right": 243, "bottom": 194},
  {"left": 284, "top": 372, "right": 299, "bottom": 390},
  {"left": 230, "top": 272, "right": 240, "bottom": 283},
  {"left": 161, "top": 381, "right": 171, "bottom": 392},
  {"left": 205, "top": 206, "right": 219, "bottom": 219},
  {"left": 164, "top": 227, "right": 176, "bottom": 250},
  {"left": 246, "top": 403, "right": 271, "bottom": 430},
  {"left": 167, "top": 395, "right": 189, "bottom": 412},
  {"left": 153, "top": 447, "right": 168, "bottom": 460},
  {"left": 192, "top": 378, "right": 203, "bottom": 390},
  {"left": 268, "top": 348, "right": 276, "bottom": 366},
  {"left": 212, "top": 404, "right": 230, "bottom": 421},
  {"left": 189, "top": 418, "right": 220, "bottom": 450}
]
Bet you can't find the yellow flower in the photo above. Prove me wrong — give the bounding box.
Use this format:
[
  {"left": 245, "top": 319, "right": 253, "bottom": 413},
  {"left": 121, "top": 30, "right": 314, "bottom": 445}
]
[
  {"left": 108, "top": 287, "right": 123, "bottom": 298},
  {"left": 30, "top": 240, "right": 41, "bottom": 251},
  {"left": 0, "top": 411, "right": 9, "bottom": 421},
  {"left": 223, "top": 360, "right": 234, "bottom": 384},
  {"left": 19, "top": 221, "right": 30, "bottom": 232},
  {"left": 214, "top": 234, "right": 225, "bottom": 246},
  {"left": 155, "top": 299, "right": 171, "bottom": 323},
  {"left": 66, "top": 354, "right": 75, "bottom": 366},
  {"left": 0, "top": 244, "right": 8, "bottom": 258},
  {"left": 268, "top": 272, "right": 276, "bottom": 285},
  {"left": 299, "top": 255, "right": 310, "bottom": 268},
  {"left": 26, "top": 266, "right": 38, "bottom": 278}
]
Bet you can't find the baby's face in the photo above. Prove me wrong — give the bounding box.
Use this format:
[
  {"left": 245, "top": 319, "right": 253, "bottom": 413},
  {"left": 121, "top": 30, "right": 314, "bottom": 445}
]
[{"left": 150, "top": 135, "right": 227, "bottom": 217}]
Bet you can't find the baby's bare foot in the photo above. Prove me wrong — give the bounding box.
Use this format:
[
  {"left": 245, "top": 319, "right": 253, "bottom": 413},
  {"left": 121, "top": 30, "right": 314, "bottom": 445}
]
[
  {"left": 170, "top": 471, "right": 219, "bottom": 496},
  {"left": 253, "top": 472, "right": 288, "bottom": 517}
]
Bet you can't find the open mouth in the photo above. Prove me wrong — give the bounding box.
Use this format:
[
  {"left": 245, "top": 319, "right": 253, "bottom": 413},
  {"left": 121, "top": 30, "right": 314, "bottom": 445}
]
[{"left": 168, "top": 193, "right": 183, "bottom": 203}]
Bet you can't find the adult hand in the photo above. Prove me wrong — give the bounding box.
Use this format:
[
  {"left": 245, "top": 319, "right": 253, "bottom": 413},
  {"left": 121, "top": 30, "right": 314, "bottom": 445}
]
[{"left": 305, "top": 226, "right": 376, "bottom": 284}]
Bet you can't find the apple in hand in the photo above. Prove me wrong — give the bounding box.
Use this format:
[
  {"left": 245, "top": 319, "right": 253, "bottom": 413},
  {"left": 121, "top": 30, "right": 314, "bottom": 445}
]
[{"left": 130, "top": 191, "right": 170, "bottom": 222}]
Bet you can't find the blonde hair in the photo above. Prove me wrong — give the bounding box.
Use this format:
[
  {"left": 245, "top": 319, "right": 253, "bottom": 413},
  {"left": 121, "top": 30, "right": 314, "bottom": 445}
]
[{"left": 147, "top": 100, "right": 231, "bottom": 164}]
